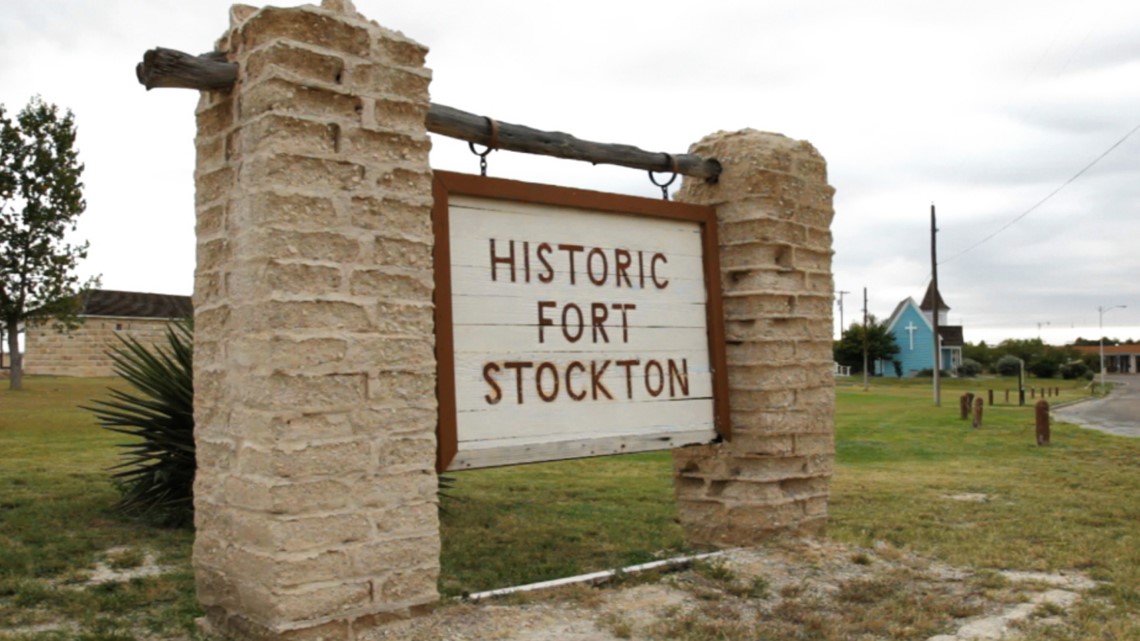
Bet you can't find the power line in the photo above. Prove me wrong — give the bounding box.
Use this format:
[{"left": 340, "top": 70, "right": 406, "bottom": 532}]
[{"left": 940, "top": 120, "right": 1140, "bottom": 265}]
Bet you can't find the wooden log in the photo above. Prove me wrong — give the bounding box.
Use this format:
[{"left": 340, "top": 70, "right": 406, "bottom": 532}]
[
  {"left": 425, "top": 104, "right": 722, "bottom": 182},
  {"left": 136, "top": 48, "right": 237, "bottom": 91},
  {"left": 134, "top": 47, "right": 722, "bottom": 182}
]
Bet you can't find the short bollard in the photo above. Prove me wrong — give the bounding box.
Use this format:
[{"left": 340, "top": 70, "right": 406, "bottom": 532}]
[
  {"left": 959, "top": 394, "right": 969, "bottom": 420},
  {"left": 1036, "top": 400, "right": 1050, "bottom": 446},
  {"left": 966, "top": 392, "right": 975, "bottom": 412},
  {"left": 1005, "top": 389, "right": 1010, "bottom": 404},
  {"left": 988, "top": 389, "right": 994, "bottom": 406},
  {"left": 1031, "top": 388, "right": 1036, "bottom": 399},
  {"left": 973, "top": 397, "right": 984, "bottom": 429}
]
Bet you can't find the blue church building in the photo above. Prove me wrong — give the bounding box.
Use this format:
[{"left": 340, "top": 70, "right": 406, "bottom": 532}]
[{"left": 877, "top": 283, "right": 965, "bottom": 377}]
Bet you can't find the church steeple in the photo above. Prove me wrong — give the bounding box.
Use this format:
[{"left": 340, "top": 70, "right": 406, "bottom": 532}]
[{"left": 919, "top": 281, "right": 949, "bottom": 325}]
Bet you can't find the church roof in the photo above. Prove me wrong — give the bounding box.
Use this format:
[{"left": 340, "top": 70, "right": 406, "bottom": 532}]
[
  {"left": 937, "top": 326, "right": 964, "bottom": 347},
  {"left": 919, "top": 281, "right": 950, "bottom": 312},
  {"left": 80, "top": 289, "right": 192, "bottom": 319}
]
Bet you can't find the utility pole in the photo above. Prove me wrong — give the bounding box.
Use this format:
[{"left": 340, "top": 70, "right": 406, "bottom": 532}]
[
  {"left": 836, "top": 290, "right": 850, "bottom": 338},
  {"left": 862, "top": 287, "right": 869, "bottom": 392},
  {"left": 931, "top": 203, "right": 941, "bottom": 407}
]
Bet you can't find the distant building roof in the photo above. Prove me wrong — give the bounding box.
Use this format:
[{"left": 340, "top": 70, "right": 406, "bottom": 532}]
[
  {"left": 919, "top": 281, "right": 950, "bottom": 312},
  {"left": 1073, "top": 344, "right": 1140, "bottom": 355},
  {"left": 937, "top": 326, "right": 964, "bottom": 347},
  {"left": 80, "top": 289, "right": 192, "bottom": 319}
]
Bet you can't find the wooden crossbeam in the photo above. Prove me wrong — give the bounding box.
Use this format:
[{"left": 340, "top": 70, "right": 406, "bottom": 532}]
[{"left": 136, "top": 47, "right": 721, "bottom": 182}]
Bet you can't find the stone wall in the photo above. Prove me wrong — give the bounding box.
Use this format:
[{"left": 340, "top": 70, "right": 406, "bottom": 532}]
[
  {"left": 24, "top": 317, "right": 179, "bottom": 377},
  {"left": 191, "top": 1, "right": 439, "bottom": 639},
  {"left": 673, "top": 130, "right": 836, "bottom": 547}
]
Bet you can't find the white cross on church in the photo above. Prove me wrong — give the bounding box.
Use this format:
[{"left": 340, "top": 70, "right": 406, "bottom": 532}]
[{"left": 905, "top": 321, "right": 918, "bottom": 350}]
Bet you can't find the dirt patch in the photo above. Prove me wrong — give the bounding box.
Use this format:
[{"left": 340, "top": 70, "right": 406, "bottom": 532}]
[{"left": 363, "top": 538, "right": 1096, "bottom": 641}]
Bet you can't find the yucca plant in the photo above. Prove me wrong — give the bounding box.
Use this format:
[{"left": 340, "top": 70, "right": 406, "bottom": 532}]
[{"left": 85, "top": 321, "right": 194, "bottom": 527}]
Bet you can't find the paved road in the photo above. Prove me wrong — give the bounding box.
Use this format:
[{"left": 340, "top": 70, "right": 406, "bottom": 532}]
[{"left": 1054, "top": 375, "right": 1140, "bottom": 438}]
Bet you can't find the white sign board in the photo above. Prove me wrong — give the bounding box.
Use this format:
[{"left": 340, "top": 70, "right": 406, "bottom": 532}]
[{"left": 434, "top": 173, "right": 727, "bottom": 470}]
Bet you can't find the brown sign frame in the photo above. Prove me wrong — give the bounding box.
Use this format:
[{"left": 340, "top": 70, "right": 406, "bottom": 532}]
[{"left": 432, "top": 171, "right": 730, "bottom": 472}]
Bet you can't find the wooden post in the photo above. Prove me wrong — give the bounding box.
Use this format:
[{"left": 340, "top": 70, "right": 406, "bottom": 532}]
[
  {"left": 1004, "top": 389, "right": 1010, "bottom": 404},
  {"left": 1031, "top": 387, "right": 1036, "bottom": 399},
  {"left": 959, "top": 394, "right": 969, "bottom": 420},
  {"left": 972, "top": 397, "right": 983, "bottom": 429},
  {"left": 1036, "top": 400, "right": 1050, "bottom": 446},
  {"left": 930, "top": 204, "right": 941, "bottom": 407},
  {"left": 988, "top": 389, "right": 994, "bottom": 406}
]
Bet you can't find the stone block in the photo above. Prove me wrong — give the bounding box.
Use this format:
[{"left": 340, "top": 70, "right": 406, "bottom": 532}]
[
  {"left": 244, "top": 41, "right": 345, "bottom": 87},
  {"left": 240, "top": 191, "right": 340, "bottom": 229},
  {"left": 238, "top": 7, "right": 372, "bottom": 58},
  {"left": 242, "top": 154, "right": 366, "bottom": 192},
  {"left": 350, "top": 195, "right": 432, "bottom": 237},
  {"left": 345, "top": 64, "right": 431, "bottom": 100},
  {"left": 340, "top": 127, "right": 431, "bottom": 165},
  {"left": 238, "top": 372, "right": 369, "bottom": 412},
  {"left": 348, "top": 536, "right": 439, "bottom": 575},
  {"left": 236, "top": 440, "right": 373, "bottom": 481},
  {"left": 241, "top": 78, "right": 362, "bottom": 122},
  {"left": 265, "top": 262, "right": 343, "bottom": 294},
  {"left": 372, "top": 236, "right": 433, "bottom": 269},
  {"left": 349, "top": 268, "right": 432, "bottom": 300},
  {"left": 239, "top": 113, "right": 339, "bottom": 157},
  {"left": 375, "top": 31, "right": 429, "bottom": 68},
  {"left": 195, "top": 167, "right": 234, "bottom": 207}
]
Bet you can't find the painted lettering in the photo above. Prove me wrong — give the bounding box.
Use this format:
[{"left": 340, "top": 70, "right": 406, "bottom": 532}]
[
  {"left": 644, "top": 359, "right": 664, "bottom": 397},
  {"left": 591, "top": 360, "right": 614, "bottom": 400},
  {"left": 591, "top": 302, "right": 610, "bottom": 343},
  {"left": 615, "top": 359, "right": 640, "bottom": 399},
  {"left": 566, "top": 360, "right": 587, "bottom": 401},
  {"left": 562, "top": 303, "right": 584, "bottom": 343},
  {"left": 489, "top": 239, "right": 515, "bottom": 282},
  {"left": 535, "top": 361, "right": 559, "bottom": 402},
  {"left": 536, "top": 242, "right": 554, "bottom": 283},
  {"left": 651, "top": 252, "right": 669, "bottom": 289},
  {"left": 614, "top": 249, "right": 632, "bottom": 288},
  {"left": 537, "top": 300, "right": 557, "bottom": 343},
  {"left": 587, "top": 247, "right": 608, "bottom": 286},
  {"left": 557, "top": 244, "right": 584, "bottom": 285},
  {"left": 483, "top": 362, "right": 502, "bottom": 405},
  {"left": 502, "top": 361, "right": 534, "bottom": 404},
  {"left": 668, "top": 358, "right": 689, "bottom": 397}
]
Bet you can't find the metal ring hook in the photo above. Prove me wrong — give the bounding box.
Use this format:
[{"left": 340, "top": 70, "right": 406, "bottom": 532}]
[
  {"left": 467, "top": 117, "right": 500, "bottom": 176},
  {"left": 648, "top": 153, "right": 679, "bottom": 200}
]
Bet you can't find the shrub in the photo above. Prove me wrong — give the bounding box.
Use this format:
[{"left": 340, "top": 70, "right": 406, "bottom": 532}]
[
  {"left": 1028, "top": 356, "right": 1060, "bottom": 379},
  {"left": 915, "top": 368, "right": 951, "bottom": 378},
  {"left": 957, "top": 358, "right": 983, "bottom": 378},
  {"left": 994, "top": 355, "right": 1022, "bottom": 377},
  {"left": 1060, "top": 360, "right": 1090, "bottom": 380},
  {"left": 85, "top": 323, "right": 194, "bottom": 527}
]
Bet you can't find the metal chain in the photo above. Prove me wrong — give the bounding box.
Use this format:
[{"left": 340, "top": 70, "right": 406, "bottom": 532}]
[
  {"left": 648, "top": 153, "right": 679, "bottom": 200},
  {"left": 468, "top": 141, "right": 493, "bottom": 177}
]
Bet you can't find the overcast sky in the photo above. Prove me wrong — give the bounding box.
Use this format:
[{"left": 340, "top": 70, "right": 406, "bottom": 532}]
[{"left": 3, "top": 0, "right": 1138, "bottom": 345}]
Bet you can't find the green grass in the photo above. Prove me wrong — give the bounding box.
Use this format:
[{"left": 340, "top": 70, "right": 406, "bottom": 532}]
[
  {"left": 4, "top": 373, "right": 1140, "bottom": 639},
  {"left": 0, "top": 377, "right": 200, "bottom": 640}
]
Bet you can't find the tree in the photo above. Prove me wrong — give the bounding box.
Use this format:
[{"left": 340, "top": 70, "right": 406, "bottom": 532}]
[
  {"left": 0, "top": 97, "right": 96, "bottom": 390},
  {"left": 833, "top": 316, "right": 900, "bottom": 375}
]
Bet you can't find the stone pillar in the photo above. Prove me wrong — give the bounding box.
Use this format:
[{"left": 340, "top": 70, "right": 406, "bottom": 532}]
[
  {"left": 192, "top": 2, "right": 438, "bottom": 639},
  {"left": 672, "top": 130, "right": 835, "bottom": 547}
]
